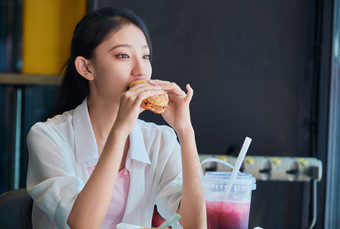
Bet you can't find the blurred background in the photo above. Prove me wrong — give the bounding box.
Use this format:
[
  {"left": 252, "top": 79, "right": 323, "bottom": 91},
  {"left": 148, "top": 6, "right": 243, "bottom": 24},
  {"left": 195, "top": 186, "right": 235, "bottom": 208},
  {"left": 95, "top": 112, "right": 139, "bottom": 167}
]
[{"left": 0, "top": 0, "right": 339, "bottom": 228}]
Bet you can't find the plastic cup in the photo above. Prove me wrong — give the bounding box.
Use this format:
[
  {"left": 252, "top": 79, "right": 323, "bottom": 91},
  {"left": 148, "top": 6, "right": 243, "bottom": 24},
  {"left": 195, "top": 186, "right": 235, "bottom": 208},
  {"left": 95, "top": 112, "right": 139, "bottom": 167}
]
[{"left": 202, "top": 171, "right": 256, "bottom": 229}]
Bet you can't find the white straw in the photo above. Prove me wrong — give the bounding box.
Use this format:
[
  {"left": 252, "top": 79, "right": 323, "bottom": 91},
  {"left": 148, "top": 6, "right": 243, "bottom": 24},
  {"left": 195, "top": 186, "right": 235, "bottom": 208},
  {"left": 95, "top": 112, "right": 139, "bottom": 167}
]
[
  {"left": 225, "top": 137, "right": 252, "bottom": 197},
  {"left": 158, "top": 213, "right": 181, "bottom": 229}
]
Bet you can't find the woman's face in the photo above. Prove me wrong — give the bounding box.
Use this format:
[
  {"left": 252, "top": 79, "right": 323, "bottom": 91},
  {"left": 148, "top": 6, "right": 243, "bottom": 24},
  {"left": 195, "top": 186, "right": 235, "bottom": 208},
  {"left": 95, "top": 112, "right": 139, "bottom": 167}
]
[{"left": 89, "top": 23, "right": 152, "bottom": 103}]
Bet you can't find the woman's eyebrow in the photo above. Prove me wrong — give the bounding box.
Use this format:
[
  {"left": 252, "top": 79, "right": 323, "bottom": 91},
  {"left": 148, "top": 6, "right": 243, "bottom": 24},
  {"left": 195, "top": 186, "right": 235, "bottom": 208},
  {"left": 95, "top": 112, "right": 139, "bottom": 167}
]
[
  {"left": 108, "top": 44, "right": 149, "bottom": 53},
  {"left": 108, "top": 44, "right": 130, "bottom": 53}
]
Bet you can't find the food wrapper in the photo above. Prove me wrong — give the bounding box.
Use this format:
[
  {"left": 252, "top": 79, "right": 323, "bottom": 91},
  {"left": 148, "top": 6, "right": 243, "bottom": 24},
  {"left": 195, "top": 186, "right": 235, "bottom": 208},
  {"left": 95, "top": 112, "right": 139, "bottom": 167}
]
[
  {"left": 116, "top": 223, "right": 161, "bottom": 229},
  {"left": 117, "top": 213, "right": 181, "bottom": 229},
  {"left": 116, "top": 223, "right": 142, "bottom": 229},
  {"left": 116, "top": 223, "right": 170, "bottom": 229}
]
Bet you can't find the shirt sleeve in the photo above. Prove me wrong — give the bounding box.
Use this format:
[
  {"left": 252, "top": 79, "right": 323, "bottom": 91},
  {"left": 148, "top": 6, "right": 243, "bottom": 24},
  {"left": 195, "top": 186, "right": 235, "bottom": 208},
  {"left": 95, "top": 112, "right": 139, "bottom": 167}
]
[
  {"left": 26, "top": 123, "right": 85, "bottom": 229},
  {"left": 154, "top": 128, "right": 183, "bottom": 228}
]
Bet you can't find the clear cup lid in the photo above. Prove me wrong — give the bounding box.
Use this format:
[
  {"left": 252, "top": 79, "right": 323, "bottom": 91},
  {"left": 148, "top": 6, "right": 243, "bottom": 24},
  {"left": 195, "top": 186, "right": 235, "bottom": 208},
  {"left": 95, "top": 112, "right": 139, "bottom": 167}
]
[{"left": 202, "top": 171, "right": 256, "bottom": 190}]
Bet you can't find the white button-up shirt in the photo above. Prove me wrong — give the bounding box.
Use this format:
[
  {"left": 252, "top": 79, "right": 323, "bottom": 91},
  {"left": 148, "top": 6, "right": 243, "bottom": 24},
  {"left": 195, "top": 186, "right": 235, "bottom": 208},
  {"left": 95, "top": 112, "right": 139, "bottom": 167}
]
[{"left": 26, "top": 99, "right": 183, "bottom": 229}]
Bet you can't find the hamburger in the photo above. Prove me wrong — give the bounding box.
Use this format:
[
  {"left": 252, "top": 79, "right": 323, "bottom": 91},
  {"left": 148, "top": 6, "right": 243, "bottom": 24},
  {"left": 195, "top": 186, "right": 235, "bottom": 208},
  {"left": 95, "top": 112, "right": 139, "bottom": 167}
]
[{"left": 129, "top": 80, "right": 169, "bottom": 114}]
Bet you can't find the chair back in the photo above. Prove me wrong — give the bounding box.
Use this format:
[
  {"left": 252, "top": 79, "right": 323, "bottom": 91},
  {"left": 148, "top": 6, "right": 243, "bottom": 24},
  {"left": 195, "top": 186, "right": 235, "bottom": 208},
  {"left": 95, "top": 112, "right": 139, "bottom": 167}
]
[{"left": 0, "top": 188, "right": 33, "bottom": 229}]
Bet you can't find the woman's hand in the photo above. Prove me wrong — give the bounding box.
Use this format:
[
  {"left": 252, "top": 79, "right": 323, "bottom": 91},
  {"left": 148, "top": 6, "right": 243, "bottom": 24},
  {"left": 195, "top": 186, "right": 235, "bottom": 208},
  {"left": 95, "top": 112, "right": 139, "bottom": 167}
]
[
  {"left": 113, "top": 83, "right": 165, "bottom": 134},
  {"left": 150, "top": 80, "right": 193, "bottom": 134},
  {"left": 151, "top": 80, "right": 207, "bottom": 228}
]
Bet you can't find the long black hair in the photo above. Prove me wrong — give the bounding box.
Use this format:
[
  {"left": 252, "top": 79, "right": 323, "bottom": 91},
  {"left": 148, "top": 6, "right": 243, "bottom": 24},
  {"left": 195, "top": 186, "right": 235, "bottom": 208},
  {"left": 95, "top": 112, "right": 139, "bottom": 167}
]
[{"left": 54, "top": 7, "right": 153, "bottom": 115}]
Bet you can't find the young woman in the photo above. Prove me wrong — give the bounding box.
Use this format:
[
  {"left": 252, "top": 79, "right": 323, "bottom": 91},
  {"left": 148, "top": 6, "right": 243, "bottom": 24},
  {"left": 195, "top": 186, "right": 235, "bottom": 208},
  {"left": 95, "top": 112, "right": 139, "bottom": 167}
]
[{"left": 26, "top": 7, "right": 206, "bottom": 229}]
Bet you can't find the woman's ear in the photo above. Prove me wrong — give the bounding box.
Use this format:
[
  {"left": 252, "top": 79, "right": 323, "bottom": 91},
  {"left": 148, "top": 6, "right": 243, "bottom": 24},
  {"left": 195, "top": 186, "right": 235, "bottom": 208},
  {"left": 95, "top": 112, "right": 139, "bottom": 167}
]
[{"left": 74, "top": 56, "right": 95, "bottom": 81}]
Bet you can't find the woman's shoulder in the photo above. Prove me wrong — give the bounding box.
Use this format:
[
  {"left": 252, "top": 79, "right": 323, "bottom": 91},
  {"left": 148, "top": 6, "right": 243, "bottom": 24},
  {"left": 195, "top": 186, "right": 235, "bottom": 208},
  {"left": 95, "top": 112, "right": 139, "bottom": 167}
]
[{"left": 29, "top": 110, "right": 74, "bottom": 135}]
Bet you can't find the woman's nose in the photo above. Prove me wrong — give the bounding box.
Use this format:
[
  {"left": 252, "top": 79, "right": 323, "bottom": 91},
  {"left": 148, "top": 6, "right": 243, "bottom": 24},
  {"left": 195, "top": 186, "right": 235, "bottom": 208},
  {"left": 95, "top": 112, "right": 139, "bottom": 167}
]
[{"left": 131, "top": 58, "right": 149, "bottom": 77}]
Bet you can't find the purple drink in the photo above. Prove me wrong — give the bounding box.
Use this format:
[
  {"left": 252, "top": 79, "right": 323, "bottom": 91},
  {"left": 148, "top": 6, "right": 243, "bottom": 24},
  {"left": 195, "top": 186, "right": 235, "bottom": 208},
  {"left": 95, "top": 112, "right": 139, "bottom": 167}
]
[{"left": 206, "top": 201, "right": 250, "bottom": 229}]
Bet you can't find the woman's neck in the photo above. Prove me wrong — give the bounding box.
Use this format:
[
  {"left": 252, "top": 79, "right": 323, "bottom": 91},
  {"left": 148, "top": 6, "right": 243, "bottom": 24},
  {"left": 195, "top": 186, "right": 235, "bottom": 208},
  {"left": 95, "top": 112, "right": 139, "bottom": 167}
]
[{"left": 87, "top": 95, "right": 120, "bottom": 155}]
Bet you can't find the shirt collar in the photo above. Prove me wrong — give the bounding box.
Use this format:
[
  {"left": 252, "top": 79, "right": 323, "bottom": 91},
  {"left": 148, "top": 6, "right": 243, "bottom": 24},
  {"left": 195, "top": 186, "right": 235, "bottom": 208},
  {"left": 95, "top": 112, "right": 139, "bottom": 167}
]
[
  {"left": 125, "top": 120, "right": 151, "bottom": 171},
  {"left": 73, "top": 99, "right": 151, "bottom": 167},
  {"left": 73, "top": 98, "right": 98, "bottom": 164}
]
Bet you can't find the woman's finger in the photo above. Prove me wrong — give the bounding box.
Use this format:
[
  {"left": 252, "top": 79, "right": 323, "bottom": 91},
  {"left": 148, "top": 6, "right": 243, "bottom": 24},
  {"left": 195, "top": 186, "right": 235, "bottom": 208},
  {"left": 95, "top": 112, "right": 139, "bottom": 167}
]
[
  {"left": 128, "top": 82, "right": 162, "bottom": 94},
  {"left": 126, "top": 84, "right": 164, "bottom": 102},
  {"left": 150, "top": 80, "right": 186, "bottom": 97},
  {"left": 149, "top": 79, "right": 169, "bottom": 85},
  {"left": 184, "top": 84, "right": 193, "bottom": 103}
]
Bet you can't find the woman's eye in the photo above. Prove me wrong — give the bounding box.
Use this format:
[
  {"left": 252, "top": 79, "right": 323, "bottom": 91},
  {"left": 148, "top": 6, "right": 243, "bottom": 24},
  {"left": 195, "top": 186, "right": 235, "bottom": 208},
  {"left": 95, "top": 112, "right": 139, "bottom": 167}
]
[
  {"left": 143, "top": 55, "right": 150, "bottom": 60},
  {"left": 116, "top": 54, "right": 129, "bottom": 59}
]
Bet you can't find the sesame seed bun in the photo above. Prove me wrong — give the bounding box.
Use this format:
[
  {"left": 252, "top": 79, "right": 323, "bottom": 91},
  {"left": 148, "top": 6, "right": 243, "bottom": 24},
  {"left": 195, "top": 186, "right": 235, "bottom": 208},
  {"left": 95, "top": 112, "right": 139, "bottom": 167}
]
[{"left": 128, "top": 80, "right": 169, "bottom": 114}]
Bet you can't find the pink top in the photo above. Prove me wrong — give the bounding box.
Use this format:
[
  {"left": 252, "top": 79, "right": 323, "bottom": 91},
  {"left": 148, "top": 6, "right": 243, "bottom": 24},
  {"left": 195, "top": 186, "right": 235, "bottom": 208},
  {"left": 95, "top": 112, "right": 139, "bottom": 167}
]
[{"left": 87, "top": 166, "right": 131, "bottom": 229}]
